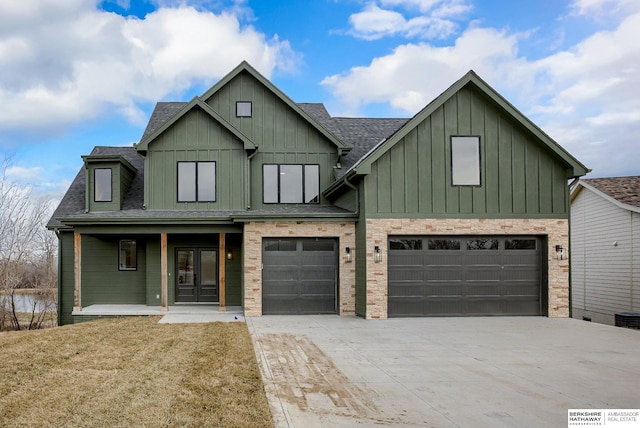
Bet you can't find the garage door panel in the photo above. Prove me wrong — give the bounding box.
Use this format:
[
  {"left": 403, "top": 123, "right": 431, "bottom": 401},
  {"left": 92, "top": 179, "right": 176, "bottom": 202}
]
[
  {"left": 262, "top": 238, "right": 337, "bottom": 315},
  {"left": 389, "top": 267, "right": 424, "bottom": 281},
  {"left": 388, "top": 298, "right": 428, "bottom": 317},
  {"left": 425, "top": 283, "right": 465, "bottom": 296},
  {"left": 389, "top": 235, "right": 543, "bottom": 317},
  {"left": 389, "top": 282, "right": 425, "bottom": 297}
]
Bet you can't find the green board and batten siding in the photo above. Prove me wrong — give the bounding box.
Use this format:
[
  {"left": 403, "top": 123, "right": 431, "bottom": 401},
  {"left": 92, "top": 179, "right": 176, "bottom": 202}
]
[
  {"left": 204, "top": 70, "right": 341, "bottom": 210},
  {"left": 81, "top": 235, "right": 147, "bottom": 305},
  {"left": 58, "top": 232, "right": 75, "bottom": 326},
  {"left": 364, "top": 86, "right": 570, "bottom": 218},
  {"left": 144, "top": 108, "right": 248, "bottom": 210}
]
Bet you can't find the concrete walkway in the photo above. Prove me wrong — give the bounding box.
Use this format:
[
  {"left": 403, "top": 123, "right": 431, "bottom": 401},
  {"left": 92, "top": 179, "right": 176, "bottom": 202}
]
[{"left": 247, "top": 316, "right": 640, "bottom": 427}]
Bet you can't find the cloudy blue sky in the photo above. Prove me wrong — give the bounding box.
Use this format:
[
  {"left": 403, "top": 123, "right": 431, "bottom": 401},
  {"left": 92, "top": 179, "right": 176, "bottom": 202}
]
[{"left": 1, "top": 0, "right": 639, "bottom": 199}]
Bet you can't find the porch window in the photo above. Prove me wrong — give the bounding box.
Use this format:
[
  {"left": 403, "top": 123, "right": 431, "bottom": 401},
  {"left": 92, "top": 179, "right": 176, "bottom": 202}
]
[
  {"left": 177, "top": 161, "right": 216, "bottom": 202},
  {"left": 94, "top": 168, "right": 112, "bottom": 202},
  {"left": 119, "top": 240, "right": 137, "bottom": 271},
  {"left": 451, "top": 136, "right": 481, "bottom": 186},
  {"left": 263, "top": 164, "right": 320, "bottom": 204}
]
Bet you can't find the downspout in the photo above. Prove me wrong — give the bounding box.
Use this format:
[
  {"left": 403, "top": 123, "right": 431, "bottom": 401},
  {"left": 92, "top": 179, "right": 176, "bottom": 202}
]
[
  {"left": 246, "top": 150, "right": 258, "bottom": 210},
  {"left": 343, "top": 176, "right": 359, "bottom": 215}
]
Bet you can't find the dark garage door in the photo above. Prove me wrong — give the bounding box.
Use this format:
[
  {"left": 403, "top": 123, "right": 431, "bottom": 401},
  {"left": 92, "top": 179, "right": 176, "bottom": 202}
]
[
  {"left": 262, "top": 238, "right": 338, "bottom": 315},
  {"left": 388, "top": 236, "right": 545, "bottom": 317}
]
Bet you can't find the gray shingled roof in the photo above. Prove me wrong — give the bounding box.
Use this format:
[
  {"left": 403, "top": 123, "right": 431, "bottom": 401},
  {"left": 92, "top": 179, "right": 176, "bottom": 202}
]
[
  {"left": 49, "top": 100, "right": 408, "bottom": 228},
  {"left": 297, "top": 103, "right": 409, "bottom": 177},
  {"left": 140, "top": 102, "right": 186, "bottom": 141},
  {"left": 582, "top": 176, "right": 640, "bottom": 209}
]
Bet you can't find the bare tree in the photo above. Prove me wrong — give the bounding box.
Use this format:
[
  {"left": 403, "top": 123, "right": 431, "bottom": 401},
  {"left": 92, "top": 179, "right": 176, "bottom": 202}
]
[{"left": 0, "top": 157, "right": 57, "bottom": 330}]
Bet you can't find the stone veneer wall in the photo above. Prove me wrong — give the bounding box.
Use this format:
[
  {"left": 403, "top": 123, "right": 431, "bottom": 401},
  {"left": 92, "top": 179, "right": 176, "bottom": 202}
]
[
  {"left": 365, "top": 218, "right": 570, "bottom": 320},
  {"left": 243, "top": 221, "right": 356, "bottom": 316}
]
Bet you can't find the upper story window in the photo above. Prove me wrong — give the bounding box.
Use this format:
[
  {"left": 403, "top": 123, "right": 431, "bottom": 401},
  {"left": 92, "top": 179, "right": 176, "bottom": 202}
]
[
  {"left": 94, "top": 168, "right": 112, "bottom": 202},
  {"left": 236, "top": 101, "right": 252, "bottom": 117},
  {"left": 177, "top": 161, "right": 216, "bottom": 202},
  {"left": 451, "top": 136, "right": 481, "bottom": 186},
  {"left": 263, "top": 164, "right": 320, "bottom": 204}
]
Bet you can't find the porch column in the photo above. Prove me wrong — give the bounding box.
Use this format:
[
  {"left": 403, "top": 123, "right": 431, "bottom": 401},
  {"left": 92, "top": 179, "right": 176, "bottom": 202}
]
[
  {"left": 219, "top": 232, "right": 226, "bottom": 312},
  {"left": 73, "top": 231, "right": 82, "bottom": 312},
  {"left": 161, "top": 233, "right": 168, "bottom": 312}
]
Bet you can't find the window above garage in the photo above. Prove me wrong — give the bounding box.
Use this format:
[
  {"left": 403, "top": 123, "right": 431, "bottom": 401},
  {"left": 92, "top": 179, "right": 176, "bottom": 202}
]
[
  {"left": 263, "top": 164, "right": 320, "bottom": 204},
  {"left": 451, "top": 136, "right": 481, "bottom": 186}
]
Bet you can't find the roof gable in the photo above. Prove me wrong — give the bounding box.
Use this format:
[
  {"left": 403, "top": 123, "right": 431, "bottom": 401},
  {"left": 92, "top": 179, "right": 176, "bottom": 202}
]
[
  {"left": 344, "top": 70, "right": 589, "bottom": 179},
  {"left": 136, "top": 97, "right": 256, "bottom": 152},
  {"left": 572, "top": 176, "right": 640, "bottom": 213},
  {"left": 200, "top": 61, "right": 349, "bottom": 152}
]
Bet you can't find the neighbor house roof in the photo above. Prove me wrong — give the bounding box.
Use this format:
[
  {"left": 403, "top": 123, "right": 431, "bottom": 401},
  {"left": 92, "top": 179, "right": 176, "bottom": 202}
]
[{"left": 573, "top": 176, "right": 640, "bottom": 212}]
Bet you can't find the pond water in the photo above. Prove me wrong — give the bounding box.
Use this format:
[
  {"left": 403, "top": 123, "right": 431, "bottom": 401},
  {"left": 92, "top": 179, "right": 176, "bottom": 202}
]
[{"left": 0, "top": 293, "right": 56, "bottom": 313}]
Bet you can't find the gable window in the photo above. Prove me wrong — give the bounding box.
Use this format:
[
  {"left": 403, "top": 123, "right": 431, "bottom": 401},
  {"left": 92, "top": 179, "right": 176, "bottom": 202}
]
[
  {"left": 451, "top": 136, "right": 481, "bottom": 186},
  {"left": 263, "top": 164, "right": 320, "bottom": 204},
  {"left": 177, "top": 161, "right": 216, "bottom": 202},
  {"left": 94, "top": 168, "right": 112, "bottom": 202},
  {"left": 236, "top": 101, "right": 252, "bottom": 117},
  {"left": 119, "top": 240, "right": 137, "bottom": 270}
]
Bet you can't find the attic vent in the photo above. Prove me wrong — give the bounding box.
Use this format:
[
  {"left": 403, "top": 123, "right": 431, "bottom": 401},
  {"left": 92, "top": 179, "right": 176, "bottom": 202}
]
[{"left": 615, "top": 312, "right": 640, "bottom": 329}]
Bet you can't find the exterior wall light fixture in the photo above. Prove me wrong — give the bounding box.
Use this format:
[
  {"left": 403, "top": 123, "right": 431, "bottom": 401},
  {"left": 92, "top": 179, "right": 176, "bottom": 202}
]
[
  {"left": 555, "top": 245, "right": 564, "bottom": 260},
  {"left": 345, "top": 247, "right": 352, "bottom": 263},
  {"left": 374, "top": 246, "right": 382, "bottom": 263},
  {"left": 227, "top": 249, "right": 233, "bottom": 260}
]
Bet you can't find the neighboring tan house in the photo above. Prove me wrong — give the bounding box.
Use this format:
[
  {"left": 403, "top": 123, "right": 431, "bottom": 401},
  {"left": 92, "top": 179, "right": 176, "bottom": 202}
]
[
  {"left": 571, "top": 176, "right": 640, "bottom": 326},
  {"left": 47, "top": 61, "right": 589, "bottom": 325}
]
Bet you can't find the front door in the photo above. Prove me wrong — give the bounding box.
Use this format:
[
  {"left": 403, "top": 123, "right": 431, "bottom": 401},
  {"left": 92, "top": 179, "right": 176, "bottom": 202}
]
[{"left": 176, "top": 248, "right": 218, "bottom": 303}]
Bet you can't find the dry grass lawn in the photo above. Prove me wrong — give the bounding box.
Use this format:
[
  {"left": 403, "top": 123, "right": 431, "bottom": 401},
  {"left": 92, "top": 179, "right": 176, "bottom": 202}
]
[{"left": 0, "top": 317, "right": 273, "bottom": 427}]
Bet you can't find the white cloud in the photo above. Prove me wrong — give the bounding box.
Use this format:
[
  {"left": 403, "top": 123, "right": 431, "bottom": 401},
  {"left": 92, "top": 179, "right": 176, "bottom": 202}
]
[
  {"left": 347, "top": 1, "right": 471, "bottom": 40},
  {"left": 0, "top": 1, "right": 297, "bottom": 135},
  {"left": 6, "top": 165, "right": 43, "bottom": 181},
  {"left": 571, "top": 0, "right": 640, "bottom": 16},
  {"left": 324, "top": 4, "right": 640, "bottom": 177},
  {"left": 322, "top": 26, "right": 519, "bottom": 114}
]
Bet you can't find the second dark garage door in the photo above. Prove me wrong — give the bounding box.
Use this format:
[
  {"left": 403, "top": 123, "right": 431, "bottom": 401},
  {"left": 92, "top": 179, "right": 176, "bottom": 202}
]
[
  {"left": 388, "top": 236, "right": 545, "bottom": 317},
  {"left": 262, "top": 238, "right": 338, "bottom": 315}
]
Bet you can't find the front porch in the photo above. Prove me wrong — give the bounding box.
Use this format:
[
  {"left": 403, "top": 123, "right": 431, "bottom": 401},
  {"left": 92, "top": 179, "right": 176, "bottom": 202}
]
[{"left": 73, "top": 304, "right": 244, "bottom": 323}]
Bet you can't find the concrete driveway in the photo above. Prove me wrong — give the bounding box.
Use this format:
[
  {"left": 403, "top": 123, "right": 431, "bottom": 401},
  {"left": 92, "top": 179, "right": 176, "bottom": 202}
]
[{"left": 247, "top": 316, "right": 640, "bottom": 427}]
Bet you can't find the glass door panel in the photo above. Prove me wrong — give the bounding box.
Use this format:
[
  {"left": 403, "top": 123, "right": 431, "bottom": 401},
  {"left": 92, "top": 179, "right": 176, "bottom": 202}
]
[
  {"left": 198, "top": 250, "right": 218, "bottom": 302},
  {"left": 176, "top": 250, "right": 196, "bottom": 302}
]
